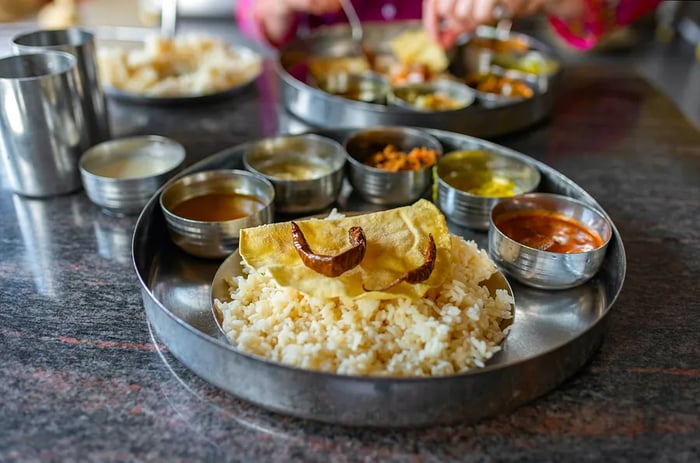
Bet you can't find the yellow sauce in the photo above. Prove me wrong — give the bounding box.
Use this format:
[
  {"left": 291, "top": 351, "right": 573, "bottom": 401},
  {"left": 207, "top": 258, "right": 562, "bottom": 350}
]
[
  {"left": 438, "top": 150, "right": 519, "bottom": 197},
  {"left": 171, "top": 192, "right": 265, "bottom": 222}
]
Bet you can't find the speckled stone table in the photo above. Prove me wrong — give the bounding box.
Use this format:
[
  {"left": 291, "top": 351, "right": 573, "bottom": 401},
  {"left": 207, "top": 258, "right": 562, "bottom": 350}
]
[{"left": 1, "top": 31, "right": 699, "bottom": 462}]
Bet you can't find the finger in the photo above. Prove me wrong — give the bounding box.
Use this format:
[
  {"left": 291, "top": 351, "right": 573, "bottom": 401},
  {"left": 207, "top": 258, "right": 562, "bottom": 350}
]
[
  {"left": 287, "top": 0, "right": 340, "bottom": 14},
  {"left": 423, "top": 0, "right": 440, "bottom": 42},
  {"left": 437, "top": 0, "right": 458, "bottom": 18},
  {"left": 520, "top": 0, "right": 543, "bottom": 16},
  {"left": 445, "top": 0, "right": 474, "bottom": 32},
  {"left": 439, "top": 29, "right": 461, "bottom": 48},
  {"left": 505, "top": 0, "right": 532, "bottom": 18},
  {"left": 473, "top": 0, "right": 497, "bottom": 25}
]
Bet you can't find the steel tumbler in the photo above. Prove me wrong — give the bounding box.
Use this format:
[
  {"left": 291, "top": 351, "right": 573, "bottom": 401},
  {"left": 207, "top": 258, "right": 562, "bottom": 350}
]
[
  {"left": 12, "top": 28, "right": 111, "bottom": 146},
  {"left": 0, "top": 52, "right": 89, "bottom": 197}
]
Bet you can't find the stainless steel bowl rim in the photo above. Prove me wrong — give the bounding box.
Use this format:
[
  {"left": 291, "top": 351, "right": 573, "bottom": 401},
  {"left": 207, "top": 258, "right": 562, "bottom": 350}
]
[
  {"left": 390, "top": 80, "right": 476, "bottom": 113},
  {"left": 79, "top": 135, "right": 186, "bottom": 181},
  {"left": 243, "top": 133, "right": 347, "bottom": 184},
  {"left": 134, "top": 128, "right": 626, "bottom": 385},
  {"left": 344, "top": 125, "right": 444, "bottom": 171},
  {"left": 436, "top": 149, "right": 541, "bottom": 199},
  {"left": 489, "top": 192, "right": 614, "bottom": 255},
  {"left": 132, "top": 129, "right": 626, "bottom": 427},
  {"left": 160, "top": 169, "right": 275, "bottom": 225}
]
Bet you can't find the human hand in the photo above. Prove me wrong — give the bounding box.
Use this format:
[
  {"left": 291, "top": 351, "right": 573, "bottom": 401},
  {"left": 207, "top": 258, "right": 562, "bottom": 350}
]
[
  {"left": 277, "top": 0, "right": 342, "bottom": 16},
  {"left": 423, "top": 0, "right": 585, "bottom": 48},
  {"left": 253, "top": 0, "right": 343, "bottom": 46}
]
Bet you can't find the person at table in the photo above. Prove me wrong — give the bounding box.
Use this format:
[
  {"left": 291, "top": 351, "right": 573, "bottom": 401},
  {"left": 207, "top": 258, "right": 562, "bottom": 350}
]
[{"left": 237, "top": 0, "right": 663, "bottom": 50}]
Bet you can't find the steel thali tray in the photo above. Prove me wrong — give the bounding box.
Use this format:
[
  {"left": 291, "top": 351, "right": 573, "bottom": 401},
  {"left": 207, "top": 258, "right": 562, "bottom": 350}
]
[
  {"left": 278, "top": 22, "right": 560, "bottom": 138},
  {"left": 133, "top": 128, "right": 625, "bottom": 427}
]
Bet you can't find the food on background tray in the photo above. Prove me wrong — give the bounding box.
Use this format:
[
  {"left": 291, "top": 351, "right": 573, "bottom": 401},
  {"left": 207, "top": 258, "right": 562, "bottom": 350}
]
[
  {"left": 363, "top": 145, "right": 438, "bottom": 171},
  {"left": 37, "top": 0, "right": 78, "bottom": 29},
  {"left": 388, "top": 62, "right": 437, "bottom": 86},
  {"left": 390, "top": 29, "right": 449, "bottom": 73},
  {"left": 308, "top": 56, "right": 371, "bottom": 82},
  {"left": 465, "top": 73, "right": 534, "bottom": 99},
  {"left": 411, "top": 92, "right": 464, "bottom": 111},
  {"left": 170, "top": 192, "right": 266, "bottom": 222},
  {"left": 97, "top": 34, "right": 262, "bottom": 97},
  {"left": 494, "top": 209, "right": 605, "bottom": 253},
  {"left": 468, "top": 36, "right": 530, "bottom": 54},
  {"left": 316, "top": 71, "right": 389, "bottom": 104},
  {"left": 214, "top": 200, "right": 513, "bottom": 376},
  {"left": 387, "top": 29, "right": 449, "bottom": 85},
  {"left": 491, "top": 51, "right": 560, "bottom": 76},
  {"left": 394, "top": 87, "right": 467, "bottom": 111}
]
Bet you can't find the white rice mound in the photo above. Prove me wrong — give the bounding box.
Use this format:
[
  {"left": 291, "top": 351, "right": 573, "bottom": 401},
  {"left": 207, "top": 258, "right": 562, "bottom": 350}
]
[{"left": 216, "top": 235, "right": 513, "bottom": 377}]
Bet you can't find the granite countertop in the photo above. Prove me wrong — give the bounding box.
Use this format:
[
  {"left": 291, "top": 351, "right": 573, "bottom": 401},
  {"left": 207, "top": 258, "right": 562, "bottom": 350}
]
[{"left": 1, "top": 20, "right": 699, "bottom": 462}]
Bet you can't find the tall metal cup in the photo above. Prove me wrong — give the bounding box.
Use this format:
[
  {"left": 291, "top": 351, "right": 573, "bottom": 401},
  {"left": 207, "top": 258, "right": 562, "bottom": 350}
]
[
  {"left": 0, "top": 52, "right": 89, "bottom": 197},
  {"left": 12, "top": 28, "right": 111, "bottom": 146}
]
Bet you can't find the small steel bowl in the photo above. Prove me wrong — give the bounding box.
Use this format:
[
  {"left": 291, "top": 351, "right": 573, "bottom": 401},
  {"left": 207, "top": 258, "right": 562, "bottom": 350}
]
[
  {"left": 491, "top": 50, "right": 560, "bottom": 78},
  {"left": 436, "top": 149, "right": 540, "bottom": 230},
  {"left": 344, "top": 126, "right": 443, "bottom": 205},
  {"left": 160, "top": 169, "right": 275, "bottom": 259},
  {"left": 79, "top": 135, "right": 186, "bottom": 215},
  {"left": 316, "top": 71, "right": 390, "bottom": 105},
  {"left": 243, "top": 134, "right": 346, "bottom": 214},
  {"left": 488, "top": 193, "right": 613, "bottom": 290},
  {"left": 465, "top": 67, "right": 539, "bottom": 108},
  {"left": 390, "top": 79, "right": 476, "bottom": 112}
]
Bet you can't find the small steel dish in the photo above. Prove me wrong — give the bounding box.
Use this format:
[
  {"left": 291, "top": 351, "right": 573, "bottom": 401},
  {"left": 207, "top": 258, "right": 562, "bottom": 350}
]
[
  {"left": 243, "top": 134, "right": 346, "bottom": 214},
  {"left": 344, "top": 126, "right": 443, "bottom": 205},
  {"left": 436, "top": 149, "right": 540, "bottom": 230},
  {"left": 491, "top": 50, "right": 560, "bottom": 78},
  {"left": 79, "top": 135, "right": 186, "bottom": 215},
  {"left": 488, "top": 193, "right": 613, "bottom": 290},
  {"left": 160, "top": 169, "right": 274, "bottom": 259},
  {"left": 465, "top": 69, "right": 540, "bottom": 108},
  {"left": 315, "top": 71, "right": 390, "bottom": 105},
  {"left": 390, "top": 79, "right": 476, "bottom": 112}
]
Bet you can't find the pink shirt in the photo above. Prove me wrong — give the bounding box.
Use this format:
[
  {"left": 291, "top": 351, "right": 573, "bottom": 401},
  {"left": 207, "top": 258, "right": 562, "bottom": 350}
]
[{"left": 237, "top": 0, "right": 662, "bottom": 50}]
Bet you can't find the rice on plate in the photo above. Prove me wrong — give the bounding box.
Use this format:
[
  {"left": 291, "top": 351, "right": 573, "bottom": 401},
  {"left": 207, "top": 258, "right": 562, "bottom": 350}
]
[{"left": 214, "top": 200, "right": 513, "bottom": 377}]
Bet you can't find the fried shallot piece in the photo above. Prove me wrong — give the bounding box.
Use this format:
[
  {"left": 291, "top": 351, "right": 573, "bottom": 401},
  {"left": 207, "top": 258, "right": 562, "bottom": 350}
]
[
  {"left": 363, "top": 234, "right": 436, "bottom": 292},
  {"left": 291, "top": 222, "right": 366, "bottom": 277}
]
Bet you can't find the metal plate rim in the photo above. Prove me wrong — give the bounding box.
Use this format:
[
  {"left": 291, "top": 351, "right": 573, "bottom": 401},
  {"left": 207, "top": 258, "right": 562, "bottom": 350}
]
[
  {"left": 133, "top": 127, "right": 626, "bottom": 383},
  {"left": 132, "top": 128, "right": 626, "bottom": 427}
]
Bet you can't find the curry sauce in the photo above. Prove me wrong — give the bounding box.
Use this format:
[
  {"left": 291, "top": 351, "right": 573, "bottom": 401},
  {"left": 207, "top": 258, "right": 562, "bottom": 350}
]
[
  {"left": 171, "top": 192, "right": 265, "bottom": 222},
  {"left": 495, "top": 209, "right": 604, "bottom": 253}
]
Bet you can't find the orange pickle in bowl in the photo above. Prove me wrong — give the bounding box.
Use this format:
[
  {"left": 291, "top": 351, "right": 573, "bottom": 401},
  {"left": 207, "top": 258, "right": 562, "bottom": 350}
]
[{"left": 363, "top": 145, "right": 439, "bottom": 172}]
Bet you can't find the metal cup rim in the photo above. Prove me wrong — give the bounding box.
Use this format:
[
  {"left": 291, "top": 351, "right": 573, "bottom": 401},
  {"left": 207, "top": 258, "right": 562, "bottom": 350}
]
[
  {"left": 11, "top": 27, "right": 94, "bottom": 50},
  {"left": 0, "top": 51, "right": 77, "bottom": 81}
]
